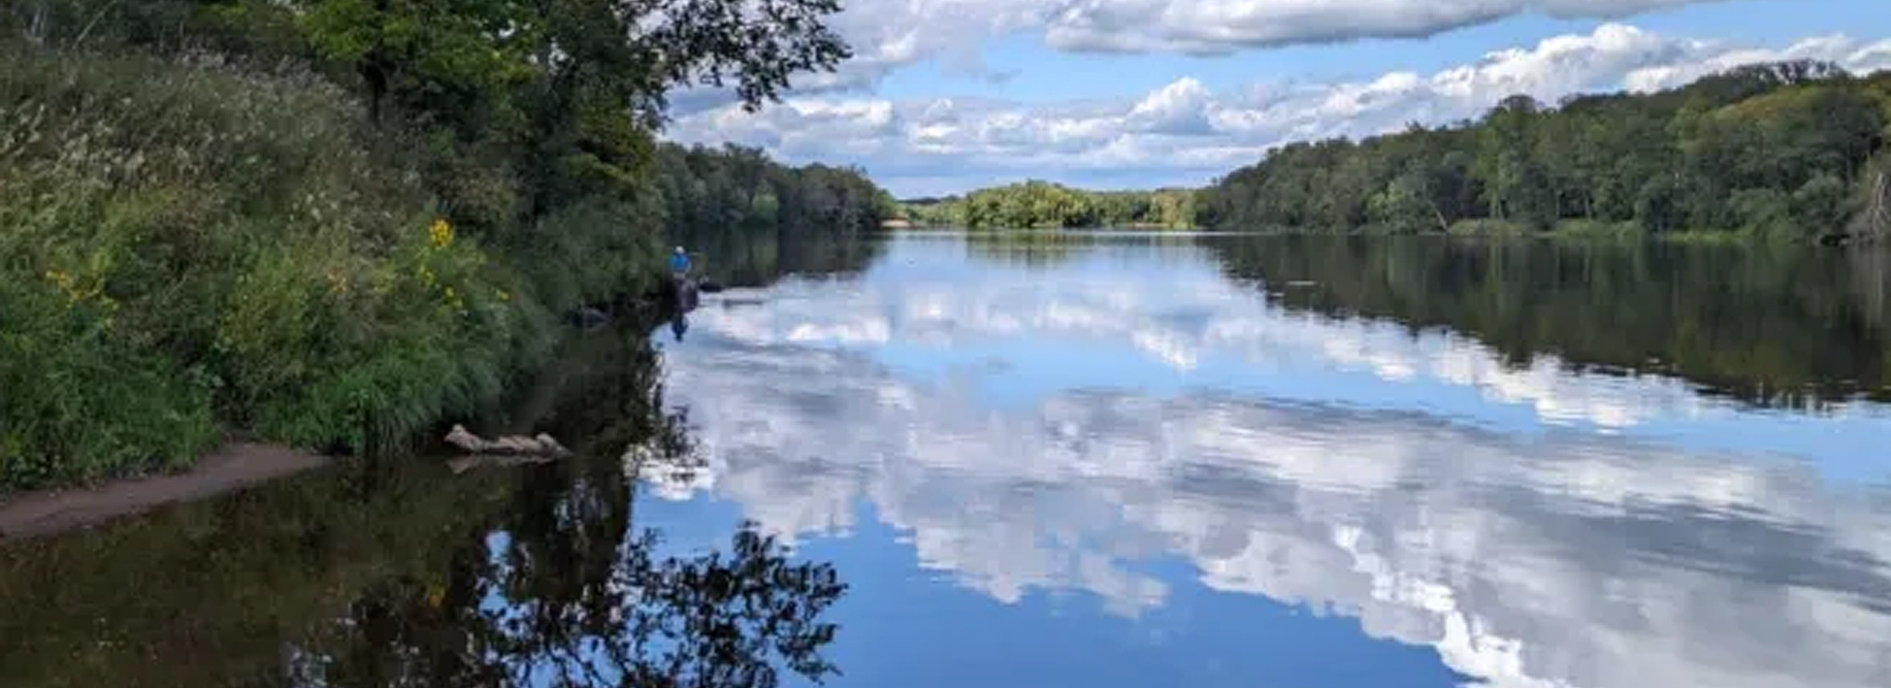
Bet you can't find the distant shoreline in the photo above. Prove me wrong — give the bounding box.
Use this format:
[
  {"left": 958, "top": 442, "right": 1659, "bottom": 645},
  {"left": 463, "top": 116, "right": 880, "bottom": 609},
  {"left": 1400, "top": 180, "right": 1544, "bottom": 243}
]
[{"left": 882, "top": 219, "right": 1876, "bottom": 245}]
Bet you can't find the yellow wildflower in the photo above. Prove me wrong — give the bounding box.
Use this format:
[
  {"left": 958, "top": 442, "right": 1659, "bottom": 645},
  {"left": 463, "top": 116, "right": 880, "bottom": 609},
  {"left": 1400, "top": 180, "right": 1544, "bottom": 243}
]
[
  {"left": 42, "top": 268, "right": 103, "bottom": 306},
  {"left": 429, "top": 218, "right": 453, "bottom": 249}
]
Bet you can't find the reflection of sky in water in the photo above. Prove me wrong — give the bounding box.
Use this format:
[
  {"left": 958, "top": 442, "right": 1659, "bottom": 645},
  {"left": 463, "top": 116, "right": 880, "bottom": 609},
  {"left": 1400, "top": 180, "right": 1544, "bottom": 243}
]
[{"left": 645, "top": 234, "right": 1891, "bottom": 688}]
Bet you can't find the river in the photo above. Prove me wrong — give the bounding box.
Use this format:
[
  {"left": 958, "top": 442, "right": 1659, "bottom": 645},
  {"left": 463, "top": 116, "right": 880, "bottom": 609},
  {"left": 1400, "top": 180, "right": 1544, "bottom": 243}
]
[{"left": 3, "top": 231, "right": 1890, "bottom": 688}]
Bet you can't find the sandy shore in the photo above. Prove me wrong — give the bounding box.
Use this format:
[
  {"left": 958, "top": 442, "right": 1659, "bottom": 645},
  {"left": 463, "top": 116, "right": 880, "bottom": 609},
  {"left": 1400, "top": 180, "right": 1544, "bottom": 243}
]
[{"left": 0, "top": 443, "right": 329, "bottom": 541}]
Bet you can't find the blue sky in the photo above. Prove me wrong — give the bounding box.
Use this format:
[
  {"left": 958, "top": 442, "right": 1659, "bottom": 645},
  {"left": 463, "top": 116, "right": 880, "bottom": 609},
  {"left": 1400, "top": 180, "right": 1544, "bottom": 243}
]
[{"left": 664, "top": 0, "right": 1891, "bottom": 197}]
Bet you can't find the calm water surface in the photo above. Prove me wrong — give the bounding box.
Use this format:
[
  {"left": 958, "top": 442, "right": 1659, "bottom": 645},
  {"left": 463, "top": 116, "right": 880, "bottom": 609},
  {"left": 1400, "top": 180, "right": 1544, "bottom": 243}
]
[
  {"left": 5, "top": 231, "right": 1891, "bottom": 688},
  {"left": 647, "top": 232, "right": 1891, "bottom": 688}
]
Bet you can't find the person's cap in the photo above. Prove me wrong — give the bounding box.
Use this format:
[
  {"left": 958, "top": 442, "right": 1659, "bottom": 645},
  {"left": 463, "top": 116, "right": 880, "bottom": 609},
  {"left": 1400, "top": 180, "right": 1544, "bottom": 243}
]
[{"left": 674, "top": 246, "right": 684, "bottom": 253}]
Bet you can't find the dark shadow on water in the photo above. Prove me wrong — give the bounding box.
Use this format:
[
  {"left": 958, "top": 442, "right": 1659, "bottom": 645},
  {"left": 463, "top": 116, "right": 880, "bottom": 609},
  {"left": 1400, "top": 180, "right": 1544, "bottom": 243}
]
[
  {"left": 1200, "top": 234, "right": 1891, "bottom": 410},
  {"left": 0, "top": 322, "right": 849, "bottom": 688},
  {"left": 665, "top": 219, "right": 888, "bottom": 290}
]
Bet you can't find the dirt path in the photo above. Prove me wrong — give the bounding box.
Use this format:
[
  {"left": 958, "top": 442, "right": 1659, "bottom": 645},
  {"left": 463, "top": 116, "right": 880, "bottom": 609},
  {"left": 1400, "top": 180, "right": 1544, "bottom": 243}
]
[{"left": 0, "top": 443, "right": 329, "bottom": 541}]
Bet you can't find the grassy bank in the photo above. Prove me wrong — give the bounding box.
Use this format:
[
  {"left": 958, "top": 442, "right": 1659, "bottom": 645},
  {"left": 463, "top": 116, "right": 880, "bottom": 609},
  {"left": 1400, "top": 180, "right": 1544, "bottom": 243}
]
[
  {"left": 1, "top": 48, "right": 534, "bottom": 490},
  {"left": 0, "top": 44, "right": 886, "bottom": 493},
  {"left": 0, "top": 323, "right": 685, "bottom": 686}
]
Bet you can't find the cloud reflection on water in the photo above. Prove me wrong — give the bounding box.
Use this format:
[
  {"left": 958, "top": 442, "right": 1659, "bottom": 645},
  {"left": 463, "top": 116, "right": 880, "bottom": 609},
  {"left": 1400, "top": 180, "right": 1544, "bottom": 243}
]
[
  {"left": 648, "top": 238, "right": 1891, "bottom": 688},
  {"left": 683, "top": 246, "right": 1733, "bottom": 433}
]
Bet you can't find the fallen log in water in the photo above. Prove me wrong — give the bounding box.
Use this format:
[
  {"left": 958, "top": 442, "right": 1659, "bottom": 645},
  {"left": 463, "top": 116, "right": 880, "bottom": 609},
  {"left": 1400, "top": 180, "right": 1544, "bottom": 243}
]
[
  {"left": 446, "top": 454, "right": 558, "bottom": 475},
  {"left": 444, "top": 424, "right": 571, "bottom": 458}
]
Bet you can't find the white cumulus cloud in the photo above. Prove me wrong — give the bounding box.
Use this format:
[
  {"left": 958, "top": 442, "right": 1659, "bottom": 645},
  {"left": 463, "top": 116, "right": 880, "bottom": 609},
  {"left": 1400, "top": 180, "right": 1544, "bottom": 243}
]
[
  {"left": 744, "top": 0, "right": 1734, "bottom": 92},
  {"left": 666, "top": 24, "right": 1891, "bottom": 196},
  {"left": 1039, "top": 0, "right": 1716, "bottom": 54}
]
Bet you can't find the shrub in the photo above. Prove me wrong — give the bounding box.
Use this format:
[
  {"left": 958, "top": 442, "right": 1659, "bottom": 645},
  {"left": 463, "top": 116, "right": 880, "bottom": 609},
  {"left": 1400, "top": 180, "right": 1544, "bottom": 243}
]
[
  {"left": 0, "top": 43, "right": 888, "bottom": 492},
  {"left": 0, "top": 48, "right": 551, "bottom": 488}
]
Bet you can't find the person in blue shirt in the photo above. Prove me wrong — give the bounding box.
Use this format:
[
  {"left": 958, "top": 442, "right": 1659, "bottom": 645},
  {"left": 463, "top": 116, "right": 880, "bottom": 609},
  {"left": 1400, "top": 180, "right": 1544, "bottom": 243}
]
[{"left": 668, "top": 246, "right": 691, "bottom": 279}]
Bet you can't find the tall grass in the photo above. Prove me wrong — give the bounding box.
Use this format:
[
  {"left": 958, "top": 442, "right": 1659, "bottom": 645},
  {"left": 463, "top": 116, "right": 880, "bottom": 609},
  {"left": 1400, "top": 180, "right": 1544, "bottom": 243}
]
[{"left": 0, "top": 47, "right": 653, "bottom": 492}]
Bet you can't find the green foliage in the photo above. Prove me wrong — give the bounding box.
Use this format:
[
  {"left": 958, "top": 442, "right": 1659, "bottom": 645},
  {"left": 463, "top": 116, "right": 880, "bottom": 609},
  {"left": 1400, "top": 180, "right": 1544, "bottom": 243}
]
[
  {"left": 902, "top": 180, "right": 1198, "bottom": 230},
  {"left": 1794, "top": 173, "right": 1851, "bottom": 232},
  {"left": 276, "top": 0, "right": 852, "bottom": 228},
  {"left": 0, "top": 273, "right": 217, "bottom": 490},
  {"left": 1, "top": 327, "right": 838, "bottom": 687},
  {"left": 0, "top": 49, "right": 537, "bottom": 485},
  {"left": 0, "top": 0, "right": 877, "bottom": 491},
  {"left": 1635, "top": 175, "right": 1688, "bottom": 233},
  {"left": 650, "top": 143, "right": 892, "bottom": 284},
  {"left": 1730, "top": 187, "right": 1795, "bottom": 237},
  {"left": 1367, "top": 170, "right": 1443, "bottom": 234},
  {"left": 1196, "top": 60, "right": 1889, "bottom": 240}
]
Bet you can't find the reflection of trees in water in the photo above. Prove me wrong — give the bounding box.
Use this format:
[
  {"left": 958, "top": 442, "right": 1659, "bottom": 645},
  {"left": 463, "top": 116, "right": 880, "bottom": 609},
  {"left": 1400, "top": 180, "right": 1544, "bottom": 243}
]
[
  {"left": 1205, "top": 235, "right": 1891, "bottom": 408},
  {"left": 653, "top": 144, "right": 893, "bottom": 290},
  {"left": 293, "top": 326, "right": 845, "bottom": 687},
  {"left": 961, "top": 231, "right": 1203, "bottom": 267},
  {"left": 963, "top": 233, "right": 1094, "bottom": 267},
  {"left": 1851, "top": 248, "right": 1889, "bottom": 330},
  {"left": 291, "top": 515, "right": 846, "bottom": 688},
  {"left": 477, "top": 316, "right": 697, "bottom": 476},
  {"left": 668, "top": 220, "right": 886, "bottom": 288},
  {"left": 0, "top": 322, "right": 848, "bottom": 688}
]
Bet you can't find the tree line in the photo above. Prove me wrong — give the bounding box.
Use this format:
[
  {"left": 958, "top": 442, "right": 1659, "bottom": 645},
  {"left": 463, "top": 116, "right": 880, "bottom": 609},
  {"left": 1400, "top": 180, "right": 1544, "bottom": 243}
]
[
  {"left": 901, "top": 180, "right": 1197, "bottom": 229},
  {"left": 903, "top": 61, "right": 1890, "bottom": 240},
  {"left": 653, "top": 142, "right": 895, "bottom": 286},
  {"left": 655, "top": 143, "right": 894, "bottom": 247},
  {"left": 1, "top": 0, "right": 885, "bottom": 490},
  {"left": 1194, "top": 60, "right": 1891, "bottom": 239}
]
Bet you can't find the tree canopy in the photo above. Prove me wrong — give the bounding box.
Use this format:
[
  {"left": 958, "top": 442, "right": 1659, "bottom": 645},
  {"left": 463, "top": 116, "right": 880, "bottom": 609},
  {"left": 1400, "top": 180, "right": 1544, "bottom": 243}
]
[
  {"left": 901, "top": 181, "right": 1198, "bottom": 230},
  {"left": 1, "top": 0, "right": 890, "bottom": 490},
  {"left": 1194, "top": 59, "right": 1891, "bottom": 240},
  {"left": 6, "top": 0, "right": 857, "bottom": 231}
]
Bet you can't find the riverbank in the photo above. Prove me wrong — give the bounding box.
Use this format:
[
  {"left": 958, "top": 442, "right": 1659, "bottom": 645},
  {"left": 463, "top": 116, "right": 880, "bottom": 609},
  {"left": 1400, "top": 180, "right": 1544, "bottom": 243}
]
[
  {"left": 0, "top": 443, "right": 327, "bottom": 540},
  {"left": 0, "top": 297, "right": 680, "bottom": 541},
  {"left": 1, "top": 41, "right": 891, "bottom": 494},
  {"left": 896, "top": 220, "right": 1868, "bottom": 245},
  {"left": 1443, "top": 218, "right": 1879, "bottom": 244}
]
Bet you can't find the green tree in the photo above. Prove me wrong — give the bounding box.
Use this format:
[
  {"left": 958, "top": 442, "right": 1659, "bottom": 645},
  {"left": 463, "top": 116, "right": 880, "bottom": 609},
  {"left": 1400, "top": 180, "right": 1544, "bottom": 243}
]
[
  {"left": 0, "top": 0, "right": 882, "bottom": 489},
  {"left": 1195, "top": 60, "right": 1889, "bottom": 240}
]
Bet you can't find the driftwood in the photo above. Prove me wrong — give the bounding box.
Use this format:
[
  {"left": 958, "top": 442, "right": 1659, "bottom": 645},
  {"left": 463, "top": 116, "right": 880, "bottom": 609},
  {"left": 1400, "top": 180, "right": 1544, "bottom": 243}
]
[
  {"left": 444, "top": 424, "right": 570, "bottom": 458},
  {"left": 443, "top": 424, "right": 573, "bottom": 474}
]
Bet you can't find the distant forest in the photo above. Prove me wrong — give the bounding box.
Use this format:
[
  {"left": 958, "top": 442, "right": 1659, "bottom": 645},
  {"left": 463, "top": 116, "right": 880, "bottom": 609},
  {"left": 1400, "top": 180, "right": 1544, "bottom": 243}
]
[
  {"left": 900, "top": 182, "right": 1198, "bottom": 230},
  {"left": 899, "top": 60, "right": 1891, "bottom": 241}
]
